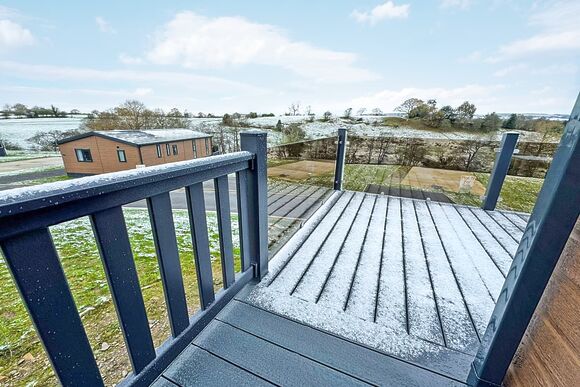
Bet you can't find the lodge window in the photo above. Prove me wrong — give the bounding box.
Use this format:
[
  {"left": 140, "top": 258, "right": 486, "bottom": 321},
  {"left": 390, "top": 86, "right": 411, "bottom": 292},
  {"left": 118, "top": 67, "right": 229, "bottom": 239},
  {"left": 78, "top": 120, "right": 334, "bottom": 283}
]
[
  {"left": 205, "top": 138, "right": 210, "bottom": 155},
  {"left": 166, "top": 143, "right": 171, "bottom": 156},
  {"left": 156, "top": 144, "right": 162, "bottom": 158},
  {"left": 172, "top": 144, "right": 178, "bottom": 155},
  {"left": 75, "top": 148, "right": 93, "bottom": 162},
  {"left": 192, "top": 141, "right": 197, "bottom": 158},
  {"left": 117, "top": 149, "right": 127, "bottom": 163}
]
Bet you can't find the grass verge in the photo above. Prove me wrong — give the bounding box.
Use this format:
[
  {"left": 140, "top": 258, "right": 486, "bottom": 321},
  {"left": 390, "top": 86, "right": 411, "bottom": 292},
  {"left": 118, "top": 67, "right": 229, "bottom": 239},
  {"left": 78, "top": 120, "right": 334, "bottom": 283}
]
[{"left": 0, "top": 208, "right": 239, "bottom": 386}]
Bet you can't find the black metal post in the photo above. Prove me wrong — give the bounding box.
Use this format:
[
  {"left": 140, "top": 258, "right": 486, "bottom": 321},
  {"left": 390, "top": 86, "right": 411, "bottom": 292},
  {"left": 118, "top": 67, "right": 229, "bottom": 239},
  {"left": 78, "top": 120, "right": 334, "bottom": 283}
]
[
  {"left": 334, "top": 128, "right": 347, "bottom": 190},
  {"left": 468, "top": 94, "right": 580, "bottom": 386},
  {"left": 482, "top": 132, "right": 519, "bottom": 210},
  {"left": 240, "top": 131, "right": 269, "bottom": 279}
]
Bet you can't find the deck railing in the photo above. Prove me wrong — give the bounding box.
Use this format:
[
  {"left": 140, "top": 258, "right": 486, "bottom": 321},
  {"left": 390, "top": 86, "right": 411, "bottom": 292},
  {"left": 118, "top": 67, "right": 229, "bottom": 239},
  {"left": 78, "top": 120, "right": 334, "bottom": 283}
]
[{"left": 0, "top": 131, "right": 268, "bottom": 386}]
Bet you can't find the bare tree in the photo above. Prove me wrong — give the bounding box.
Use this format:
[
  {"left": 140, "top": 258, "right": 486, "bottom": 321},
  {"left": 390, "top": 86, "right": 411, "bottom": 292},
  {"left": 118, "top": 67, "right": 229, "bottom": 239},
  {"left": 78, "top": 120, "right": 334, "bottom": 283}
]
[
  {"left": 356, "top": 107, "right": 366, "bottom": 116},
  {"left": 288, "top": 101, "right": 301, "bottom": 116}
]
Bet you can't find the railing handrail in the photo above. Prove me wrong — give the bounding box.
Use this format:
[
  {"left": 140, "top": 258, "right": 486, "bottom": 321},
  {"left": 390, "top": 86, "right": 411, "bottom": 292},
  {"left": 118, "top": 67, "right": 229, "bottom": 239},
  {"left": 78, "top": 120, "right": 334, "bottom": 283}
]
[
  {"left": 0, "top": 151, "right": 252, "bottom": 214},
  {"left": 0, "top": 132, "right": 268, "bottom": 386},
  {"left": 0, "top": 151, "right": 253, "bottom": 240}
]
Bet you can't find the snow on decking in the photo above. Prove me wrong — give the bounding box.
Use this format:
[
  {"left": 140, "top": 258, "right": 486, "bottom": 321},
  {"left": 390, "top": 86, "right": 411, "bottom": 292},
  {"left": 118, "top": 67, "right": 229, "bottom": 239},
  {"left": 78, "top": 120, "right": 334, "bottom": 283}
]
[{"left": 247, "top": 191, "right": 524, "bottom": 362}]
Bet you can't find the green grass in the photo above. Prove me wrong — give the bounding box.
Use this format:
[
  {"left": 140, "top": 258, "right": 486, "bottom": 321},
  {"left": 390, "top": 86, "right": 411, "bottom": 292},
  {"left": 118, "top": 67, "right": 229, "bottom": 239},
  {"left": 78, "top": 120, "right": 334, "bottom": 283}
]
[
  {"left": 437, "top": 173, "right": 543, "bottom": 213},
  {"left": 269, "top": 163, "right": 407, "bottom": 191},
  {"left": 268, "top": 160, "right": 542, "bottom": 213},
  {"left": 15, "top": 175, "right": 70, "bottom": 185},
  {"left": 0, "top": 208, "right": 240, "bottom": 386}
]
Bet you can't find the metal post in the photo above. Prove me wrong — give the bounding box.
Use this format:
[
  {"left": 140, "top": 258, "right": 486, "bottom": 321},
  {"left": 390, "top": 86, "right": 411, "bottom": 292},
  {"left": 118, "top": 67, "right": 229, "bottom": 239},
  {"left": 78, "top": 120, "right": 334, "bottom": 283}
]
[
  {"left": 334, "top": 128, "right": 347, "bottom": 190},
  {"left": 468, "top": 93, "right": 580, "bottom": 386},
  {"left": 240, "top": 131, "right": 268, "bottom": 279},
  {"left": 482, "top": 132, "right": 519, "bottom": 210}
]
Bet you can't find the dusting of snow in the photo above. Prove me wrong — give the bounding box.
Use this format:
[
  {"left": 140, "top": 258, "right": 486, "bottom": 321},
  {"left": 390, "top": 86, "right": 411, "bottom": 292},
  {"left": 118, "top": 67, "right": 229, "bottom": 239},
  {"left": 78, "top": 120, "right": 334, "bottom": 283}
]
[
  {"left": 248, "top": 193, "right": 519, "bottom": 360},
  {"left": 84, "top": 129, "right": 210, "bottom": 145},
  {"left": 0, "top": 151, "right": 251, "bottom": 207}
]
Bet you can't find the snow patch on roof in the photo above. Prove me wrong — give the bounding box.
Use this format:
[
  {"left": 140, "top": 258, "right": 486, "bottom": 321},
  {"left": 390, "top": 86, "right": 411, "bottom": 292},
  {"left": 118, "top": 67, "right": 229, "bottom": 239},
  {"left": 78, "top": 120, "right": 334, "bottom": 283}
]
[{"left": 93, "top": 128, "right": 211, "bottom": 145}]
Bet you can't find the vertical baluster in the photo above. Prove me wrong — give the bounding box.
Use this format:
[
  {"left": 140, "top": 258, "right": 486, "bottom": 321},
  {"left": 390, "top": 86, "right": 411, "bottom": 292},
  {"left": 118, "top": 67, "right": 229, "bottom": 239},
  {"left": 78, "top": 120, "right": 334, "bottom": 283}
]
[
  {"left": 214, "top": 176, "right": 236, "bottom": 288},
  {"left": 236, "top": 170, "right": 251, "bottom": 271},
  {"left": 185, "top": 183, "right": 215, "bottom": 309},
  {"left": 91, "top": 207, "right": 155, "bottom": 373},
  {"left": 147, "top": 193, "right": 189, "bottom": 336},
  {"left": 240, "top": 131, "right": 269, "bottom": 279},
  {"left": 334, "top": 127, "right": 348, "bottom": 191},
  {"left": 1, "top": 229, "right": 103, "bottom": 385}
]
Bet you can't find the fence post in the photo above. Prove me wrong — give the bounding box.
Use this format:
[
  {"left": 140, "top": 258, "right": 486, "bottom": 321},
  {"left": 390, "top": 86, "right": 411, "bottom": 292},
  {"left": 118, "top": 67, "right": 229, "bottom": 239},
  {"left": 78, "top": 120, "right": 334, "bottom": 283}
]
[
  {"left": 334, "top": 128, "right": 347, "bottom": 190},
  {"left": 482, "top": 132, "right": 519, "bottom": 210},
  {"left": 240, "top": 131, "right": 268, "bottom": 279}
]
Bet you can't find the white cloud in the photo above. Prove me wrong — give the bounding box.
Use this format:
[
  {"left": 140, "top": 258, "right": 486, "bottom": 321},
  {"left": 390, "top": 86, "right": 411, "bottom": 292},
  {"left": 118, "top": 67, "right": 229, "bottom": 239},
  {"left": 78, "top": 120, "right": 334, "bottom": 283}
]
[
  {"left": 0, "top": 60, "right": 266, "bottom": 94},
  {"left": 439, "top": 0, "right": 472, "bottom": 9},
  {"left": 490, "top": 1, "right": 580, "bottom": 61},
  {"left": 493, "top": 63, "right": 528, "bottom": 77},
  {"left": 351, "top": 1, "right": 410, "bottom": 25},
  {"left": 146, "top": 11, "right": 378, "bottom": 83},
  {"left": 119, "top": 53, "right": 143, "bottom": 65},
  {"left": 95, "top": 16, "right": 116, "bottom": 34},
  {"left": 0, "top": 19, "right": 34, "bottom": 49}
]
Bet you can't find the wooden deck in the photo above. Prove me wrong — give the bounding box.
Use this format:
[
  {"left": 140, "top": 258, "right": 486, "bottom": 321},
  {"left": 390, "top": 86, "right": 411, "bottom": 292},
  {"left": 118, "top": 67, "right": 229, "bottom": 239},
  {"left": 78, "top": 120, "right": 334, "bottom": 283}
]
[{"left": 155, "top": 190, "right": 527, "bottom": 386}]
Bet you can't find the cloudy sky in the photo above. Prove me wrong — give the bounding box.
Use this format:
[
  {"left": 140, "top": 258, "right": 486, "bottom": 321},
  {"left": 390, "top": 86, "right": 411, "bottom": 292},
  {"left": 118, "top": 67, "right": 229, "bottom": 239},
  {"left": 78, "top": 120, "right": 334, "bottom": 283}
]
[{"left": 0, "top": 1, "right": 578, "bottom": 114}]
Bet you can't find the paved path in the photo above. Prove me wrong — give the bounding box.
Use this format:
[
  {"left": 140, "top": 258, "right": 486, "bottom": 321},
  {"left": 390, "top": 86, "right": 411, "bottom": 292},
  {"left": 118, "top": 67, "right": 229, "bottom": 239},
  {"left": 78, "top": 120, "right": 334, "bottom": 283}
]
[
  {"left": 0, "top": 157, "right": 63, "bottom": 173},
  {"left": 0, "top": 168, "right": 66, "bottom": 184}
]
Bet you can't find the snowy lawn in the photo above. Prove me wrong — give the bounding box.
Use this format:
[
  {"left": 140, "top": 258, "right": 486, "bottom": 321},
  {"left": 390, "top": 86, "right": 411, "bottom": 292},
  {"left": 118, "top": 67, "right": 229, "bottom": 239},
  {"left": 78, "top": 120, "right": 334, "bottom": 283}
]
[{"left": 0, "top": 208, "right": 239, "bottom": 386}]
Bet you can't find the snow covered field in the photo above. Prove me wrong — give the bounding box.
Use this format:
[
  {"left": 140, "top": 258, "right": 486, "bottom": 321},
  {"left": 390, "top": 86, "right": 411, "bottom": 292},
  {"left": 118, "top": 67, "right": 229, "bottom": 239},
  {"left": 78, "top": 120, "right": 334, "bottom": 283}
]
[{"left": 0, "top": 115, "right": 554, "bottom": 149}]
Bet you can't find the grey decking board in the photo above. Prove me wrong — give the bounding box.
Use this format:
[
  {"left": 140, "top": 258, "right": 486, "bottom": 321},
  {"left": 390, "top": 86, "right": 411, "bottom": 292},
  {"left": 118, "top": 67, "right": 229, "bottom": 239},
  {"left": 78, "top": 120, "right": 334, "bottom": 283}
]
[
  {"left": 163, "top": 345, "right": 273, "bottom": 386},
  {"left": 413, "top": 201, "right": 480, "bottom": 354},
  {"left": 454, "top": 207, "right": 513, "bottom": 275},
  {"left": 344, "top": 195, "right": 388, "bottom": 320},
  {"left": 195, "top": 319, "right": 370, "bottom": 386},
  {"left": 500, "top": 211, "right": 528, "bottom": 231},
  {"left": 425, "top": 202, "right": 496, "bottom": 338},
  {"left": 316, "top": 194, "right": 377, "bottom": 306},
  {"left": 468, "top": 207, "right": 520, "bottom": 252},
  {"left": 401, "top": 198, "right": 446, "bottom": 346},
  {"left": 269, "top": 185, "right": 319, "bottom": 218},
  {"left": 486, "top": 210, "right": 524, "bottom": 240},
  {"left": 292, "top": 193, "right": 366, "bottom": 301},
  {"left": 439, "top": 203, "right": 505, "bottom": 303},
  {"left": 268, "top": 184, "right": 311, "bottom": 215},
  {"left": 374, "top": 196, "right": 407, "bottom": 331},
  {"left": 267, "top": 192, "right": 357, "bottom": 292},
  {"left": 150, "top": 376, "right": 179, "bottom": 387},
  {"left": 221, "top": 299, "right": 466, "bottom": 386}
]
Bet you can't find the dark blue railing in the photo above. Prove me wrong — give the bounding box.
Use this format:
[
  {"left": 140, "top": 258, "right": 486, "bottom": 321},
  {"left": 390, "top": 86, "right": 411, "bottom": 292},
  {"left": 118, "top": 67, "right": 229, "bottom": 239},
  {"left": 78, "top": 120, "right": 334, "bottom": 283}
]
[{"left": 0, "top": 131, "right": 268, "bottom": 386}]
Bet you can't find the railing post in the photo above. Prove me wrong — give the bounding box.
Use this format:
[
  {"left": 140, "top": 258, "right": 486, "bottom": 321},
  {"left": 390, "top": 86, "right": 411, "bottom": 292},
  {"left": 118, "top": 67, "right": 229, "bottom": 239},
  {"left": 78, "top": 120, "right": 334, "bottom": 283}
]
[
  {"left": 482, "top": 132, "right": 519, "bottom": 210},
  {"left": 334, "top": 128, "right": 347, "bottom": 190},
  {"left": 468, "top": 93, "right": 580, "bottom": 387},
  {"left": 240, "top": 131, "right": 268, "bottom": 279}
]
